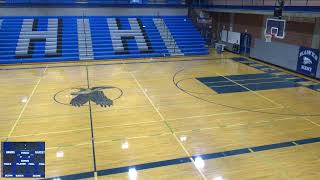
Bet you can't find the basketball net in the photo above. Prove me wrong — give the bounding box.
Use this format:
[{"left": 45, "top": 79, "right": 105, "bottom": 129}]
[{"left": 265, "top": 34, "right": 273, "bottom": 42}]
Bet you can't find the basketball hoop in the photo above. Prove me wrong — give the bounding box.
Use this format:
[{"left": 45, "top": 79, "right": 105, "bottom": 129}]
[
  {"left": 265, "top": 34, "right": 273, "bottom": 42},
  {"left": 265, "top": 18, "right": 286, "bottom": 40}
]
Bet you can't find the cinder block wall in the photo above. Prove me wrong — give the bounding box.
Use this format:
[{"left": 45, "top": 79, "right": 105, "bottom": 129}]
[{"left": 211, "top": 11, "right": 316, "bottom": 48}]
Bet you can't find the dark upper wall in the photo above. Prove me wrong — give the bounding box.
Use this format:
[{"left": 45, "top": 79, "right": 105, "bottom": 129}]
[
  {"left": 0, "top": 0, "right": 185, "bottom": 7},
  {"left": 0, "top": 7, "right": 188, "bottom": 16},
  {"left": 274, "top": 21, "right": 315, "bottom": 48},
  {"left": 233, "top": 13, "right": 264, "bottom": 42}
]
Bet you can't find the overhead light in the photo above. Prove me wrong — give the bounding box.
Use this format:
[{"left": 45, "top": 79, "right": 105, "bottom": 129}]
[
  {"left": 128, "top": 167, "right": 137, "bottom": 180},
  {"left": 56, "top": 151, "right": 64, "bottom": 158},
  {"left": 194, "top": 156, "right": 205, "bottom": 169}
]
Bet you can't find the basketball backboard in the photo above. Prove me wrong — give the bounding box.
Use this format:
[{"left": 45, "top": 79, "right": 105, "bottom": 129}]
[{"left": 265, "top": 18, "right": 286, "bottom": 39}]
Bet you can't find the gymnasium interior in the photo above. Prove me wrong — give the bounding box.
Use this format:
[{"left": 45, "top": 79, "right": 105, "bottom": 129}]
[{"left": 0, "top": 0, "right": 320, "bottom": 179}]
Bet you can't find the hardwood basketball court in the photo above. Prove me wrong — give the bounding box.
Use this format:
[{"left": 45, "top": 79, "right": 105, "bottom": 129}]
[{"left": 1, "top": 52, "right": 320, "bottom": 179}]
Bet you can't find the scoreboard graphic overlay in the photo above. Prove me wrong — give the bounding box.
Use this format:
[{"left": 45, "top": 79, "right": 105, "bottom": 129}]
[{"left": 1, "top": 142, "right": 45, "bottom": 178}]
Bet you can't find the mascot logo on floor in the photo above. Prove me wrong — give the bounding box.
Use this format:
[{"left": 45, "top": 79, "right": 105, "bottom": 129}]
[
  {"left": 70, "top": 86, "right": 114, "bottom": 107},
  {"left": 54, "top": 85, "right": 123, "bottom": 108}
]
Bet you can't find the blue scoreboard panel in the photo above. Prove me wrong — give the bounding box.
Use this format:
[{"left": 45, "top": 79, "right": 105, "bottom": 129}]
[{"left": 1, "top": 142, "right": 45, "bottom": 178}]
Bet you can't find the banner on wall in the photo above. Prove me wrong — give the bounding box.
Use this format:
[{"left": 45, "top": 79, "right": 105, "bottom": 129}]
[
  {"left": 296, "top": 47, "right": 320, "bottom": 77},
  {"left": 240, "top": 33, "right": 252, "bottom": 55}
]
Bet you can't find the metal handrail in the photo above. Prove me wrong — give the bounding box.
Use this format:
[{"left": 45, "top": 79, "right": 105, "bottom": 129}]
[{"left": 158, "top": 17, "right": 177, "bottom": 53}]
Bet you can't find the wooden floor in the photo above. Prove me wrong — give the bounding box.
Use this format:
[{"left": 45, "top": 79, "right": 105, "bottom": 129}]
[{"left": 1, "top": 52, "right": 320, "bottom": 180}]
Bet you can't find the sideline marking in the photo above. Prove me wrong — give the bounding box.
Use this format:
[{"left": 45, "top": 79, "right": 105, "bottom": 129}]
[
  {"left": 43, "top": 136, "right": 320, "bottom": 180},
  {"left": 6, "top": 66, "right": 48, "bottom": 140}
]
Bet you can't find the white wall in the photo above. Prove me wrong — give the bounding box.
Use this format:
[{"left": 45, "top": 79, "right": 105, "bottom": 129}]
[{"left": 221, "top": 30, "right": 241, "bottom": 45}]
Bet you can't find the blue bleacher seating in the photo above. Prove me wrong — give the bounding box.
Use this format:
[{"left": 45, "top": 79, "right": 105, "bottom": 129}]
[
  {"left": 3, "top": 0, "right": 184, "bottom": 5},
  {"left": 0, "top": 16, "right": 208, "bottom": 64}
]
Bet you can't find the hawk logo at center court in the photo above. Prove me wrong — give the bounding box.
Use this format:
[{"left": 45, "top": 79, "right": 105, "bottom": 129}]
[
  {"left": 53, "top": 85, "right": 123, "bottom": 108},
  {"left": 70, "top": 86, "right": 114, "bottom": 107}
]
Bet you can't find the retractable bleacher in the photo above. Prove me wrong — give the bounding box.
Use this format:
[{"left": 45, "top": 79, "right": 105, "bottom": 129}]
[{"left": 0, "top": 16, "right": 208, "bottom": 64}]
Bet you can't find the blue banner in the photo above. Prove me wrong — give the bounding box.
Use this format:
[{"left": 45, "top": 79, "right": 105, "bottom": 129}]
[{"left": 296, "top": 47, "right": 319, "bottom": 77}]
